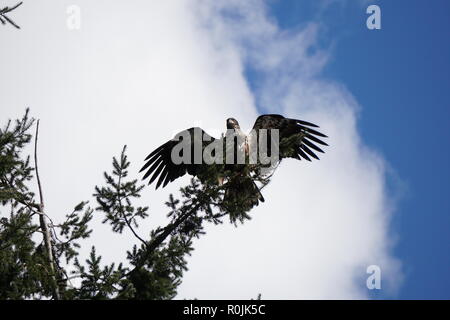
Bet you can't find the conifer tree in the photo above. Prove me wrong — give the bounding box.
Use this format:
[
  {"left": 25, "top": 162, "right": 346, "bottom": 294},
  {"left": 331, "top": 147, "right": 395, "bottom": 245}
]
[{"left": 0, "top": 110, "right": 269, "bottom": 299}]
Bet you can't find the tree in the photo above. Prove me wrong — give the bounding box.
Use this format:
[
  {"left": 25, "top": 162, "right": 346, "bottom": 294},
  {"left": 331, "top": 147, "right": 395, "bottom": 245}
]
[{"left": 0, "top": 110, "right": 270, "bottom": 299}]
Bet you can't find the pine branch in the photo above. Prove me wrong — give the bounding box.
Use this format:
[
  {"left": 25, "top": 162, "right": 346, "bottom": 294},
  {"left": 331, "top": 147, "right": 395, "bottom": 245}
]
[
  {"left": 116, "top": 148, "right": 147, "bottom": 246},
  {"left": 126, "top": 200, "right": 202, "bottom": 277},
  {"left": 0, "top": 176, "right": 40, "bottom": 214},
  {"left": 0, "top": 2, "right": 22, "bottom": 29}
]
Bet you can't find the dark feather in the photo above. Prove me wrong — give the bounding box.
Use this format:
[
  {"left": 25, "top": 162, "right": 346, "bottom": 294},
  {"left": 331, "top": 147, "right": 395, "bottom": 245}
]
[
  {"left": 304, "top": 127, "right": 327, "bottom": 138},
  {"left": 140, "top": 153, "right": 162, "bottom": 174},
  {"left": 297, "top": 119, "right": 319, "bottom": 128},
  {"left": 303, "top": 139, "right": 324, "bottom": 153},
  {"left": 144, "top": 144, "right": 165, "bottom": 161},
  {"left": 141, "top": 127, "right": 217, "bottom": 189},
  {"left": 252, "top": 114, "right": 327, "bottom": 162},
  {"left": 301, "top": 144, "right": 319, "bottom": 160},
  {"left": 298, "top": 148, "right": 311, "bottom": 161},
  {"left": 156, "top": 167, "right": 170, "bottom": 189},
  {"left": 142, "top": 154, "right": 165, "bottom": 180},
  {"left": 305, "top": 133, "right": 328, "bottom": 146},
  {"left": 149, "top": 161, "right": 166, "bottom": 185}
]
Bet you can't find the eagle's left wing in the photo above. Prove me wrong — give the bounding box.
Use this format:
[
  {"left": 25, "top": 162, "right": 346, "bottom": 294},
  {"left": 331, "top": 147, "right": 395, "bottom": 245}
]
[
  {"left": 140, "top": 127, "right": 217, "bottom": 189},
  {"left": 252, "top": 114, "right": 328, "bottom": 161}
]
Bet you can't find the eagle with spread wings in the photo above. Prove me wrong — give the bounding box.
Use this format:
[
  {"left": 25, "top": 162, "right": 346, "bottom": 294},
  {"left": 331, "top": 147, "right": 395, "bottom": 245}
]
[{"left": 140, "top": 114, "right": 327, "bottom": 213}]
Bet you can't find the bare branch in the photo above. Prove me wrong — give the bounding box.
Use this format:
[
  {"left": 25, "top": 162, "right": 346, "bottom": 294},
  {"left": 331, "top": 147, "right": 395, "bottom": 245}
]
[
  {"left": 34, "top": 120, "right": 61, "bottom": 300},
  {"left": 34, "top": 120, "right": 44, "bottom": 211}
]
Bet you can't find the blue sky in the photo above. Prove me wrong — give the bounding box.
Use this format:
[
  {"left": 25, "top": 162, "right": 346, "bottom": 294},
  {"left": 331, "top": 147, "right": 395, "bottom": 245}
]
[{"left": 255, "top": 0, "right": 450, "bottom": 299}]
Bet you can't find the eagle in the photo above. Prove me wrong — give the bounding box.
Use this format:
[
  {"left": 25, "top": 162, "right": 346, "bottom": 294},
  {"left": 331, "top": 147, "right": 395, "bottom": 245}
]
[{"left": 140, "top": 114, "right": 327, "bottom": 213}]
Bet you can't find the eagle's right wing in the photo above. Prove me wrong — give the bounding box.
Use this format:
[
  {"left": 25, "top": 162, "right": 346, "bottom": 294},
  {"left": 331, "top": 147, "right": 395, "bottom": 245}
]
[
  {"left": 252, "top": 114, "right": 328, "bottom": 161},
  {"left": 140, "top": 128, "right": 217, "bottom": 189}
]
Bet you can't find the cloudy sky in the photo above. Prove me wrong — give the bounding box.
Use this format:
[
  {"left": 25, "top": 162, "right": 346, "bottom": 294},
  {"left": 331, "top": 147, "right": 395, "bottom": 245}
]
[{"left": 1, "top": 0, "right": 449, "bottom": 299}]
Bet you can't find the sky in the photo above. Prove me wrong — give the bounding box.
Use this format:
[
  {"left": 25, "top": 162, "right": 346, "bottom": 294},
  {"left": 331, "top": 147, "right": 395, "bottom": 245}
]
[
  {"left": 265, "top": 0, "right": 450, "bottom": 299},
  {"left": 0, "top": 0, "right": 449, "bottom": 299}
]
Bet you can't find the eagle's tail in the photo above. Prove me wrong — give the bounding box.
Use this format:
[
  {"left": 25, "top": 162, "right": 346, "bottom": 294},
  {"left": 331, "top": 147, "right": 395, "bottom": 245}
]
[{"left": 222, "top": 176, "right": 264, "bottom": 220}]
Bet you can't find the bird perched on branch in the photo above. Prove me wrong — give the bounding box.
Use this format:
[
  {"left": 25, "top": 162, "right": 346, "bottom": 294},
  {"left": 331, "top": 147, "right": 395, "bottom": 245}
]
[{"left": 140, "top": 114, "right": 328, "bottom": 213}]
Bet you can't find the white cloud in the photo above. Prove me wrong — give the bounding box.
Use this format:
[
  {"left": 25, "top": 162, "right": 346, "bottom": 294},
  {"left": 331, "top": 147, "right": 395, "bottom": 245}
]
[
  {"left": 176, "top": 0, "right": 402, "bottom": 299},
  {"left": 0, "top": 0, "right": 401, "bottom": 299}
]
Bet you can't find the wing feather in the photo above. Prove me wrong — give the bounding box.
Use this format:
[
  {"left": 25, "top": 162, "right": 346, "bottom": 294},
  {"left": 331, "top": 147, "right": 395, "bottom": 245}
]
[
  {"left": 303, "top": 138, "right": 324, "bottom": 153},
  {"left": 252, "top": 114, "right": 327, "bottom": 162},
  {"left": 298, "top": 148, "right": 311, "bottom": 161},
  {"left": 140, "top": 127, "right": 217, "bottom": 189},
  {"left": 156, "top": 167, "right": 170, "bottom": 189},
  {"left": 301, "top": 144, "right": 319, "bottom": 160},
  {"left": 305, "top": 133, "right": 328, "bottom": 146},
  {"left": 149, "top": 160, "right": 166, "bottom": 184}
]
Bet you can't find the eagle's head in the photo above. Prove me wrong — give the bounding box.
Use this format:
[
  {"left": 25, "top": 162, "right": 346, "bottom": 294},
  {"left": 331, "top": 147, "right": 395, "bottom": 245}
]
[{"left": 226, "top": 118, "right": 240, "bottom": 130}]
